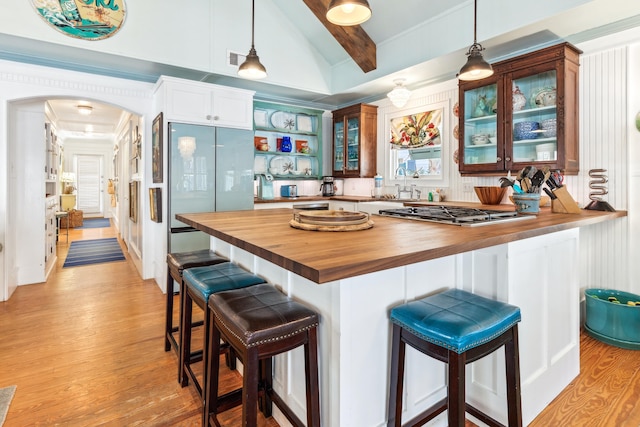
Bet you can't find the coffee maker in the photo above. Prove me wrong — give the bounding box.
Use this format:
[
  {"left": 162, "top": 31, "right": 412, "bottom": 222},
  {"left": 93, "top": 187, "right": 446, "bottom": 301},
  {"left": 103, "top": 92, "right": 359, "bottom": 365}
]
[
  {"left": 257, "top": 173, "right": 275, "bottom": 200},
  {"left": 320, "top": 176, "right": 335, "bottom": 197}
]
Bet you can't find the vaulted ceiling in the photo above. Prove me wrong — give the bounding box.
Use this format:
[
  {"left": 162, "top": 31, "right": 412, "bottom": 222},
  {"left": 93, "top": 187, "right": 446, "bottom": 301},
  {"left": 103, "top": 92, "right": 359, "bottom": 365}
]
[{"left": 3, "top": 0, "right": 640, "bottom": 114}]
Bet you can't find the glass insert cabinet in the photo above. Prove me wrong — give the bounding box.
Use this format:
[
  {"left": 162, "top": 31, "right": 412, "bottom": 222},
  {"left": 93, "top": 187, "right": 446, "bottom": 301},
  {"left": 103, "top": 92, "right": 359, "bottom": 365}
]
[
  {"left": 332, "top": 103, "right": 378, "bottom": 178},
  {"left": 458, "top": 42, "right": 581, "bottom": 175}
]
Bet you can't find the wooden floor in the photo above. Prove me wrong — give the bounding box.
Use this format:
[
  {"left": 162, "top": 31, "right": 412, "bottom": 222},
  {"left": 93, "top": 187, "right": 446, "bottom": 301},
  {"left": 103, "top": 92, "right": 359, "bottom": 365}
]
[{"left": 0, "top": 222, "right": 638, "bottom": 426}]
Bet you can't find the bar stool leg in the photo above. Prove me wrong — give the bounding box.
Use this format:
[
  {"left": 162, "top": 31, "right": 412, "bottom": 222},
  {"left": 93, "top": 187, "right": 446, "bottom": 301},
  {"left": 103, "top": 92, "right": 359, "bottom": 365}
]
[
  {"left": 179, "top": 279, "right": 193, "bottom": 387},
  {"left": 204, "top": 310, "right": 221, "bottom": 427},
  {"left": 165, "top": 271, "right": 176, "bottom": 352},
  {"left": 505, "top": 326, "right": 523, "bottom": 427},
  {"left": 304, "top": 327, "right": 321, "bottom": 427},
  {"left": 448, "top": 351, "right": 466, "bottom": 427},
  {"left": 242, "top": 348, "right": 260, "bottom": 427},
  {"left": 387, "top": 324, "right": 405, "bottom": 427}
]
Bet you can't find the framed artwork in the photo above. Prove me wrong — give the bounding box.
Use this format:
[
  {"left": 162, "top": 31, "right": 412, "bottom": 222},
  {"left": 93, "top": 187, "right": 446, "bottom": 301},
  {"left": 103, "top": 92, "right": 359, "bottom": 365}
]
[
  {"left": 31, "top": 0, "right": 127, "bottom": 41},
  {"left": 149, "top": 188, "right": 162, "bottom": 223},
  {"left": 129, "top": 181, "right": 138, "bottom": 223},
  {"left": 152, "top": 113, "right": 163, "bottom": 183}
]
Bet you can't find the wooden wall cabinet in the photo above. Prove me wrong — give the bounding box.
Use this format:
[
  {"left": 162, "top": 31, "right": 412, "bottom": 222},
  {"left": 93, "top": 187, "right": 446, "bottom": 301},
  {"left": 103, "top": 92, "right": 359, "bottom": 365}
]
[
  {"left": 332, "top": 103, "right": 378, "bottom": 178},
  {"left": 458, "top": 43, "right": 581, "bottom": 175}
]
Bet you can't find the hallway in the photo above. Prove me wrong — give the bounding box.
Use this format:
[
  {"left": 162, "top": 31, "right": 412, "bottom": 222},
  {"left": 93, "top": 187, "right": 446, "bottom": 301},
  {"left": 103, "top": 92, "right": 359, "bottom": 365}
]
[{"left": 0, "top": 222, "right": 277, "bottom": 426}]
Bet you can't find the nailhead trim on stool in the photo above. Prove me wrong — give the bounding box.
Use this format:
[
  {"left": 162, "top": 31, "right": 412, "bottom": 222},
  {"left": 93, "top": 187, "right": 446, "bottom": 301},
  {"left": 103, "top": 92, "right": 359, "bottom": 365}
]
[
  {"left": 180, "top": 263, "right": 266, "bottom": 399},
  {"left": 165, "top": 250, "right": 228, "bottom": 354},
  {"left": 387, "top": 288, "right": 523, "bottom": 427},
  {"left": 204, "top": 283, "right": 321, "bottom": 427}
]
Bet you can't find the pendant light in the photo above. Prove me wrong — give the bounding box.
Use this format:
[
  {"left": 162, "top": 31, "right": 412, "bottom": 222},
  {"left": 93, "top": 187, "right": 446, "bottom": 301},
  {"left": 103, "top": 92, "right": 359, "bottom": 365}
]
[
  {"left": 326, "top": 0, "right": 372, "bottom": 26},
  {"left": 387, "top": 79, "right": 411, "bottom": 108},
  {"left": 238, "top": 0, "right": 267, "bottom": 80},
  {"left": 458, "top": 0, "right": 493, "bottom": 81}
]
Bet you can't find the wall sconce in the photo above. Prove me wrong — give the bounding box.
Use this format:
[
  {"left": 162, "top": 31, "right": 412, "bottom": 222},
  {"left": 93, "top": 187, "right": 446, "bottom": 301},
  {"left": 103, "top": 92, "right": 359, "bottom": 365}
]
[
  {"left": 458, "top": 0, "right": 493, "bottom": 81},
  {"left": 77, "top": 104, "right": 93, "bottom": 115},
  {"left": 327, "top": 0, "right": 372, "bottom": 26},
  {"left": 178, "top": 136, "right": 197, "bottom": 160},
  {"left": 387, "top": 79, "right": 412, "bottom": 108},
  {"left": 238, "top": 0, "right": 267, "bottom": 79}
]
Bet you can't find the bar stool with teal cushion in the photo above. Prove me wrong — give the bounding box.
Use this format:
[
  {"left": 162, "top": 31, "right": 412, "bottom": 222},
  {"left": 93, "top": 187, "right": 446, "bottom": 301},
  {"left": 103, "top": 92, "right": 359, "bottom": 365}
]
[
  {"left": 165, "top": 250, "right": 228, "bottom": 354},
  {"left": 387, "top": 288, "right": 523, "bottom": 427},
  {"left": 180, "top": 263, "right": 267, "bottom": 399}
]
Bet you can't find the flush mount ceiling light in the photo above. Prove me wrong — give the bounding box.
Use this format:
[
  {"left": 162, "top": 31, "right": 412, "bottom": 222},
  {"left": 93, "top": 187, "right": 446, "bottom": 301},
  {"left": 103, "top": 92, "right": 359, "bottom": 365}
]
[
  {"left": 238, "top": 0, "right": 267, "bottom": 80},
  {"left": 387, "top": 79, "right": 412, "bottom": 108},
  {"left": 458, "top": 0, "right": 493, "bottom": 81},
  {"left": 77, "top": 104, "right": 93, "bottom": 115},
  {"left": 326, "top": 0, "right": 372, "bottom": 26}
]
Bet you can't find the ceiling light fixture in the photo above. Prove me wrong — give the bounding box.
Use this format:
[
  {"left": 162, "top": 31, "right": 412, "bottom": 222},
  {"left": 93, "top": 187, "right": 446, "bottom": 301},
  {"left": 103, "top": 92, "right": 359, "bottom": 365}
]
[
  {"left": 77, "top": 104, "right": 93, "bottom": 115},
  {"left": 326, "top": 0, "right": 372, "bottom": 26},
  {"left": 387, "top": 79, "right": 412, "bottom": 108},
  {"left": 238, "top": 0, "right": 267, "bottom": 80},
  {"left": 458, "top": 0, "right": 493, "bottom": 81}
]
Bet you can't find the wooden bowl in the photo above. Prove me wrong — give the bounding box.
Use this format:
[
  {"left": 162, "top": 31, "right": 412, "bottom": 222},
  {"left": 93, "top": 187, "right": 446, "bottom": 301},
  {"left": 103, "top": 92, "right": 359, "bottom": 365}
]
[{"left": 474, "top": 186, "right": 507, "bottom": 205}]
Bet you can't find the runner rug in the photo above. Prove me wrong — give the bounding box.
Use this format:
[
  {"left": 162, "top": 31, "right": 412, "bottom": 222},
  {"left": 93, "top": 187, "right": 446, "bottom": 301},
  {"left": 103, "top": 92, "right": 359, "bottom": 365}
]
[
  {"left": 0, "top": 385, "right": 16, "bottom": 426},
  {"left": 63, "top": 238, "right": 125, "bottom": 268},
  {"left": 75, "top": 218, "right": 111, "bottom": 229}
]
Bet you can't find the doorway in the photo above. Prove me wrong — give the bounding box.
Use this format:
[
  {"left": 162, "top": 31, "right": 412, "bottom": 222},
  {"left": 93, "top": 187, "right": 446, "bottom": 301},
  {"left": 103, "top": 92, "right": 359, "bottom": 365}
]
[{"left": 75, "top": 154, "right": 104, "bottom": 216}]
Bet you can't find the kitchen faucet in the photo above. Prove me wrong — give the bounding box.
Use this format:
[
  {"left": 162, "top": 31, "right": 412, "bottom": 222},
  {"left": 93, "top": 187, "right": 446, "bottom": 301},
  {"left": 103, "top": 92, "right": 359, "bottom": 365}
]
[{"left": 395, "top": 166, "right": 413, "bottom": 199}]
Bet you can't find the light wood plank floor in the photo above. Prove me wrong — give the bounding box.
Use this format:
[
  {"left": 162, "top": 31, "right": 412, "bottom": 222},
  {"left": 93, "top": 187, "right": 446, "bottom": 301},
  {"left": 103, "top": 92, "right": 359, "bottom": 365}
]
[{"left": 0, "top": 222, "right": 638, "bottom": 426}]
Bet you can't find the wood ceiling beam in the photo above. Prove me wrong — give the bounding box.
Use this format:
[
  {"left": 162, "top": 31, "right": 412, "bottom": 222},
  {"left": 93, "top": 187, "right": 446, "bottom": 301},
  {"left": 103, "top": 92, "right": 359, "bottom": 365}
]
[{"left": 302, "top": 0, "right": 377, "bottom": 73}]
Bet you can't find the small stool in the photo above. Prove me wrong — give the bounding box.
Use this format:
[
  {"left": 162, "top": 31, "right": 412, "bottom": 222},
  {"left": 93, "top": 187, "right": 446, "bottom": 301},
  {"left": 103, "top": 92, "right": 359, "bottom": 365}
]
[
  {"left": 387, "top": 288, "right": 522, "bottom": 427},
  {"left": 180, "top": 263, "right": 266, "bottom": 397},
  {"left": 55, "top": 211, "right": 69, "bottom": 243},
  {"left": 204, "top": 283, "right": 321, "bottom": 427},
  {"left": 165, "top": 250, "right": 228, "bottom": 353}
]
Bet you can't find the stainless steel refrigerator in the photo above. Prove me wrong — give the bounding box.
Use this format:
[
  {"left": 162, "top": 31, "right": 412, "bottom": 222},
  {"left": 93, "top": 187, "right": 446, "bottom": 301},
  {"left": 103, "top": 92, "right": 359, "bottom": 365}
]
[{"left": 168, "top": 123, "right": 254, "bottom": 252}]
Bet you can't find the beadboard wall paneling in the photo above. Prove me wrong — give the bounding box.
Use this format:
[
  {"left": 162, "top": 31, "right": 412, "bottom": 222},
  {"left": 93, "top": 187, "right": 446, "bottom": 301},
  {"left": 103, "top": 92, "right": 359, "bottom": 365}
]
[{"left": 576, "top": 48, "right": 630, "bottom": 293}]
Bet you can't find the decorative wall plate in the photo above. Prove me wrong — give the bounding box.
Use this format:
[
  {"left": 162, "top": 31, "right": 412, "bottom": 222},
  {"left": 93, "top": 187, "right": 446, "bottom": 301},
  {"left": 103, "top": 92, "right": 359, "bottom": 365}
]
[{"left": 31, "top": 0, "right": 126, "bottom": 41}]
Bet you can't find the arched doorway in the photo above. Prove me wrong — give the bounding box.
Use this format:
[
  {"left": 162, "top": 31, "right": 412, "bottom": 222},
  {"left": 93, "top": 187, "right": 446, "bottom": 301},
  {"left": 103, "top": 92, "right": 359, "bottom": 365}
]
[{"left": 0, "top": 62, "right": 154, "bottom": 302}]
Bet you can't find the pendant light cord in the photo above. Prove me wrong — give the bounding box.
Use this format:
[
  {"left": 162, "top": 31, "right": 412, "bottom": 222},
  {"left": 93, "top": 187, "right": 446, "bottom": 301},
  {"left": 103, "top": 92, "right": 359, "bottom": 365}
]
[
  {"left": 251, "top": 0, "right": 256, "bottom": 49},
  {"left": 473, "top": 0, "right": 478, "bottom": 44}
]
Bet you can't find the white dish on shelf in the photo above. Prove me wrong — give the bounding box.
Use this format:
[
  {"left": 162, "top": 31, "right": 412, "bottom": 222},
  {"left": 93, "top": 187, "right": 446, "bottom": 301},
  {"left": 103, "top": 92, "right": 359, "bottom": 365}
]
[
  {"left": 254, "top": 156, "right": 267, "bottom": 174},
  {"left": 270, "top": 156, "right": 294, "bottom": 175},
  {"left": 297, "top": 114, "right": 313, "bottom": 132},
  {"left": 270, "top": 111, "right": 296, "bottom": 130},
  {"left": 254, "top": 109, "right": 268, "bottom": 127}
]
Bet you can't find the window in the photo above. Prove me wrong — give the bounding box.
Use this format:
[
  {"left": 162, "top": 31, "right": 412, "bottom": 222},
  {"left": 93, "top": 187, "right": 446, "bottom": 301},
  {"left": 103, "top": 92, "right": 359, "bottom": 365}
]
[{"left": 384, "top": 101, "right": 449, "bottom": 188}]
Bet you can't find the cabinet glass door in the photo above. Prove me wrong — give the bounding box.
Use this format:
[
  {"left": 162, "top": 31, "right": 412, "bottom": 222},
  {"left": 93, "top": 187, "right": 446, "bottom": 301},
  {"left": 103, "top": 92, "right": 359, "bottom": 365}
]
[
  {"left": 463, "top": 83, "right": 498, "bottom": 166},
  {"left": 346, "top": 117, "right": 360, "bottom": 171},
  {"left": 510, "top": 70, "right": 557, "bottom": 165},
  {"left": 333, "top": 120, "right": 344, "bottom": 173}
]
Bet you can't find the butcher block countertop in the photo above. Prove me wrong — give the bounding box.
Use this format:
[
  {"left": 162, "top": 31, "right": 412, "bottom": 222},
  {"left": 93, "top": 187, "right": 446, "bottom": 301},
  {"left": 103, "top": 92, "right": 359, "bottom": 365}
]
[{"left": 177, "top": 207, "right": 626, "bottom": 284}]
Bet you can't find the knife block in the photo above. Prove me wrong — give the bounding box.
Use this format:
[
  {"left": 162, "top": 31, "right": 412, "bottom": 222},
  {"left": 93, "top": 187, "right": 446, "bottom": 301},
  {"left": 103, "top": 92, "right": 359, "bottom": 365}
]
[{"left": 551, "top": 187, "right": 581, "bottom": 213}]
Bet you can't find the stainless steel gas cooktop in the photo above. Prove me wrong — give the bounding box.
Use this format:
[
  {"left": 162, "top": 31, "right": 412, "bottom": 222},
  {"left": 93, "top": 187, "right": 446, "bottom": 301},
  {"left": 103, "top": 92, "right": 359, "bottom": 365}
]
[{"left": 377, "top": 206, "right": 535, "bottom": 227}]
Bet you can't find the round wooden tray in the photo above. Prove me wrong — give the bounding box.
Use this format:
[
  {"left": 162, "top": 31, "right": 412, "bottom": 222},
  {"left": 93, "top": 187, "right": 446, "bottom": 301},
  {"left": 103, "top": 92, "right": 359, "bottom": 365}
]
[
  {"left": 289, "top": 218, "right": 374, "bottom": 231},
  {"left": 293, "top": 210, "right": 369, "bottom": 227}
]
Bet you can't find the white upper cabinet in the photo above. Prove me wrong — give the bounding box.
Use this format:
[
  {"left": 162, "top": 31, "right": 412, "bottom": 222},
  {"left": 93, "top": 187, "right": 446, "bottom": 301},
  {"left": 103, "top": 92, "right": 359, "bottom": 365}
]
[{"left": 156, "top": 76, "right": 254, "bottom": 129}]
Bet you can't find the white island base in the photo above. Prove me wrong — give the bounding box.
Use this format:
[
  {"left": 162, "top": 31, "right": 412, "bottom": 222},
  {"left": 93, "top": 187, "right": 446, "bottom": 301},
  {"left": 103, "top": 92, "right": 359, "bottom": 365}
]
[{"left": 210, "top": 228, "right": 579, "bottom": 427}]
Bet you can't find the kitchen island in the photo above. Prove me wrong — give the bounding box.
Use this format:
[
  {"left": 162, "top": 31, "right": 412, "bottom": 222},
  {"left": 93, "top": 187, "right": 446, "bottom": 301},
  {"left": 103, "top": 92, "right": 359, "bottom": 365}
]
[{"left": 177, "top": 207, "right": 625, "bottom": 427}]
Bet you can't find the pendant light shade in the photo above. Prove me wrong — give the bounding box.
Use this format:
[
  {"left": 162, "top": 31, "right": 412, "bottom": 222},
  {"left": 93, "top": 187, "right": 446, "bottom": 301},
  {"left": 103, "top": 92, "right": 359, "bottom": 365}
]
[
  {"left": 387, "top": 79, "right": 411, "bottom": 108},
  {"left": 458, "top": 0, "right": 493, "bottom": 81},
  {"left": 238, "top": 0, "right": 267, "bottom": 80},
  {"left": 326, "top": 0, "right": 372, "bottom": 26}
]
